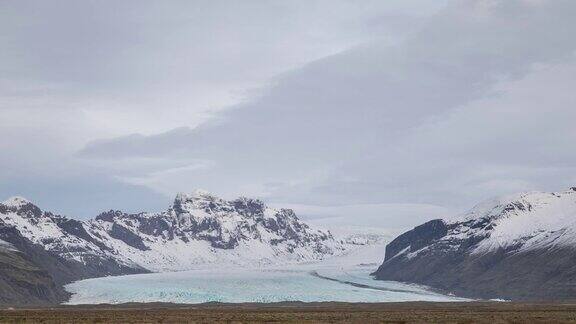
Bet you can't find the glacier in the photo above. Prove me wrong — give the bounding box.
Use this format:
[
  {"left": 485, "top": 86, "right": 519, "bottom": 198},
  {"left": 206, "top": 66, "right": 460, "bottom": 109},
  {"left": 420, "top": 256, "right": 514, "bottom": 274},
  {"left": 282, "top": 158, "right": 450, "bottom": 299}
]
[{"left": 65, "top": 238, "right": 467, "bottom": 304}]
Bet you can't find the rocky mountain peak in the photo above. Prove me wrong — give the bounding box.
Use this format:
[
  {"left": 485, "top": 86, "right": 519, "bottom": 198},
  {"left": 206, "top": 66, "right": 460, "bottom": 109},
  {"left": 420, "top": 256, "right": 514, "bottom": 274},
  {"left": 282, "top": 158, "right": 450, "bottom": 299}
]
[
  {"left": 172, "top": 190, "right": 228, "bottom": 214},
  {"left": 175, "top": 189, "right": 218, "bottom": 201},
  {"left": 2, "top": 196, "right": 31, "bottom": 208},
  {"left": 0, "top": 196, "right": 42, "bottom": 218},
  {"left": 95, "top": 210, "right": 129, "bottom": 222}
]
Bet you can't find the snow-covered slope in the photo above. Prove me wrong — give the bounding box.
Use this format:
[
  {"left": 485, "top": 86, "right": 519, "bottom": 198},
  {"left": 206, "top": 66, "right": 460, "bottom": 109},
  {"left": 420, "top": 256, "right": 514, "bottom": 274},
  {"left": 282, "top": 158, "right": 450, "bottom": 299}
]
[
  {"left": 373, "top": 187, "right": 576, "bottom": 300},
  {"left": 0, "top": 191, "right": 348, "bottom": 273},
  {"left": 0, "top": 197, "right": 119, "bottom": 264},
  {"left": 400, "top": 188, "right": 576, "bottom": 260},
  {"left": 455, "top": 189, "right": 576, "bottom": 254}
]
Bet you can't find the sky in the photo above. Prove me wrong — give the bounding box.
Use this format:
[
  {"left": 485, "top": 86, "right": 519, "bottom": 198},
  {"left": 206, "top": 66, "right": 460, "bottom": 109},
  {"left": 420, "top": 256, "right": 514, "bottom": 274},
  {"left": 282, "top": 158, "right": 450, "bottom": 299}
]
[{"left": 1, "top": 0, "right": 576, "bottom": 230}]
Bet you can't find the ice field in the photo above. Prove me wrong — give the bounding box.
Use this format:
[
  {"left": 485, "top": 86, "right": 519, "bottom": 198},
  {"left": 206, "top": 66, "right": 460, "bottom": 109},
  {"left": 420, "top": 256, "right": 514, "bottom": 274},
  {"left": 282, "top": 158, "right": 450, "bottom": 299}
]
[{"left": 65, "top": 239, "right": 467, "bottom": 304}]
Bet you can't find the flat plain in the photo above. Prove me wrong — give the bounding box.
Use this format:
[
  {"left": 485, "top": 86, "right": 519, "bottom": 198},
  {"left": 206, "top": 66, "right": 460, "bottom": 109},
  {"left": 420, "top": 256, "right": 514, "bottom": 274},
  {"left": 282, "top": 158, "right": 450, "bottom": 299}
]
[{"left": 2, "top": 302, "right": 576, "bottom": 323}]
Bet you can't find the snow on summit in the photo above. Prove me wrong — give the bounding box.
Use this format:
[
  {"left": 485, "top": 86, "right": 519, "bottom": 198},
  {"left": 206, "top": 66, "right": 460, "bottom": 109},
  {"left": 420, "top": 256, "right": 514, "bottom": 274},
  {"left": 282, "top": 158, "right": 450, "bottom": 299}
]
[
  {"left": 2, "top": 196, "right": 32, "bottom": 208},
  {"left": 442, "top": 187, "right": 576, "bottom": 255}
]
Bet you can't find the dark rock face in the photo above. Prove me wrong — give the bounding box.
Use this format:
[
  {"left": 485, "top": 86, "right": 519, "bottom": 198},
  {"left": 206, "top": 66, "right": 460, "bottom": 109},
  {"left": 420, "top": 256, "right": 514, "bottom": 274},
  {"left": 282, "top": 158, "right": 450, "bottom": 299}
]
[
  {"left": 0, "top": 221, "right": 147, "bottom": 306},
  {"left": 0, "top": 246, "right": 68, "bottom": 306},
  {"left": 233, "top": 198, "right": 266, "bottom": 217},
  {"left": 372, "top": 189, "right": 576, "bottom": 301},
  {"left": 109, "top": 223, "right": 150, "bottom": 251},
  {"left": 383, "top": 219, "right": 448, "bottom": 262},
  {"left": 95, "top": 210, "right": 121, "bottom": 222},
  {"left": 55, "top": 218, "right": 110, "bottom": 252},
  {"left": 138, "top": 217, "right": 173, "bottom": 238},
  {"left": 374, "top": 240, "right": 576, "bottom": 301}
]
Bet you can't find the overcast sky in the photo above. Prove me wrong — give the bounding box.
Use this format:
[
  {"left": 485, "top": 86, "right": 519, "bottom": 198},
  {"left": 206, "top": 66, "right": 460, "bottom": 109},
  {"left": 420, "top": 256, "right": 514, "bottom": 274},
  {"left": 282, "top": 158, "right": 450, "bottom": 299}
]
[{"left": 2, "top": 0, "right": 575, "bottom": 229}]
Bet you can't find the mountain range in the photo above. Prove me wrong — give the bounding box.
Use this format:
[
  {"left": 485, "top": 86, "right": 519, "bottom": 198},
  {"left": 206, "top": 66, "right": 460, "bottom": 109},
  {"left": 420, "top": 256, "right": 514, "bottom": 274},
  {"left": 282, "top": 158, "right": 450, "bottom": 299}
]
[
  {"left": 0, "top": 191, "right": 353, "bottom": 305},
  {"left": 4, "top": 187, "right": 576, "bottom": 305}
]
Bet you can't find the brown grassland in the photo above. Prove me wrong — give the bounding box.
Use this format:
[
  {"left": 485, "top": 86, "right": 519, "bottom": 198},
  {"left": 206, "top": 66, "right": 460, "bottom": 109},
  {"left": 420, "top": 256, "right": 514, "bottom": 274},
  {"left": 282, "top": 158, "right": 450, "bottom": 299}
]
[{"left": 2, "top": 302, "right": 576, "bottom": 323}]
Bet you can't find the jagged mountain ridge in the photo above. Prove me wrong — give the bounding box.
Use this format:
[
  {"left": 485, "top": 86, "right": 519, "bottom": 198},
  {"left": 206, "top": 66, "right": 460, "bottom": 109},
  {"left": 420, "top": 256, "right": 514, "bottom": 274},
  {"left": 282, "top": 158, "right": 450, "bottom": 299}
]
[
  {"left": 0, "top": 191, "right": 345, "bottom": 274},
  {"left": 372, "top": 187, "right": 576, "bottom": 301},
  {"left": 88, "top": 191, "right": 344, "bottom": 270}
]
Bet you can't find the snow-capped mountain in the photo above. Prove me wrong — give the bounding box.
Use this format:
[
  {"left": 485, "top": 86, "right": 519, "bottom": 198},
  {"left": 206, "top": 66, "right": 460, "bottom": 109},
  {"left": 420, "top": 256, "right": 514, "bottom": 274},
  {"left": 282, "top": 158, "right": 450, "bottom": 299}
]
[
  {"left": 0, "top": 191, "right": 345, "bottom": 274},
  {"left": 88, "top": 191, "right": 345, "bottom": 271},
  {"left": 373, "top": 188, "right": 576, "bottom": 301}
]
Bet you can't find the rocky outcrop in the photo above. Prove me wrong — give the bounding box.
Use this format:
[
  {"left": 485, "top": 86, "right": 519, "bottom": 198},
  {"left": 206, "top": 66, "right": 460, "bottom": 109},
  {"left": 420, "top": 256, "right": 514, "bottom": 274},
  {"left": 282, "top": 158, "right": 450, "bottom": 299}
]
[
  {"left": 372, "top": 188, "right": 576, "bottom": 301},
  {"left": 0, "top": 243, "right": 68, "bottom": 306}
]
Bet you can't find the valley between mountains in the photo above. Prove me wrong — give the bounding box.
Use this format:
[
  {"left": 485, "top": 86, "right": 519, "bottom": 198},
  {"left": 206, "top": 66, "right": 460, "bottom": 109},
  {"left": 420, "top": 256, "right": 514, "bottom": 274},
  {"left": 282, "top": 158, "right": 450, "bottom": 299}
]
[{"left": 3, "top": 187, "right": 576, "bottom": 305}]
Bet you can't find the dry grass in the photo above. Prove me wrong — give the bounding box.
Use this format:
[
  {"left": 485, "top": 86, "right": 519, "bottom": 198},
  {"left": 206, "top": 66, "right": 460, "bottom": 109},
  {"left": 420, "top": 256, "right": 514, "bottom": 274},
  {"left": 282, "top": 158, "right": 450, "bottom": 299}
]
[{"left": 2, "top": 302, "right": 576, "bottom": 323}]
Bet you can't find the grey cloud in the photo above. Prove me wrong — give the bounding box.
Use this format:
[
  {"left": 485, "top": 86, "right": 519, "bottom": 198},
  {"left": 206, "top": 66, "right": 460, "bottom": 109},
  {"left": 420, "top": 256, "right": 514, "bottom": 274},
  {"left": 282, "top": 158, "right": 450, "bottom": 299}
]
[
  {"left": 0, "top": 173, "right": 168, "bottom": 219},
  {"left": 0, "top": 0, "right": 430, "bottom": 111},
  {"left": 79, "top": 127, "right": 196, "bottom": 159},
  {"left": 4, "top": 0, "right": 576, "bottom": 228},
  {"left": 4, "top": 0, "right": 443, "bottom": 218},
  {"left": 3, "top": 0, "right": 436, "bottom": 146},
  {"left": 2, "top": 1, "right": 441, "bottom": 186},
  {"left": 78, "top": 0, "right": 576, "bottom": 216}
]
